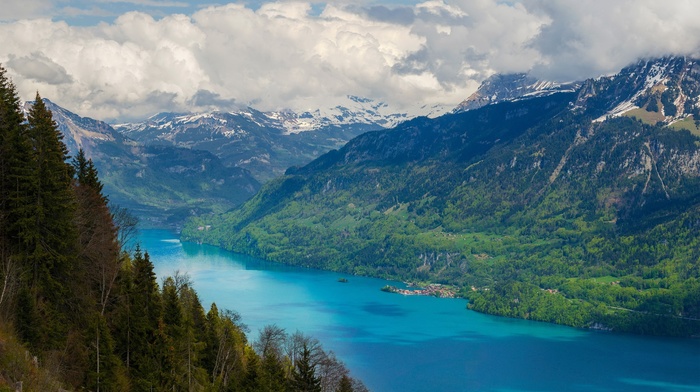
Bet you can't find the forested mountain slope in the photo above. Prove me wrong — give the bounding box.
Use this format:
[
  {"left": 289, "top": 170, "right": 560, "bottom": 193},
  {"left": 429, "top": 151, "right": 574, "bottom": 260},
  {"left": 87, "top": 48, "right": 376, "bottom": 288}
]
[
  {"left": 35, "top": 100, "right": 260, "bottom": 225},
  {"left": 1, "top": 65, "right": 366, "bottom": 392},
  {"left": 184, "top": 57, "right": 700, "bottom": 336}
]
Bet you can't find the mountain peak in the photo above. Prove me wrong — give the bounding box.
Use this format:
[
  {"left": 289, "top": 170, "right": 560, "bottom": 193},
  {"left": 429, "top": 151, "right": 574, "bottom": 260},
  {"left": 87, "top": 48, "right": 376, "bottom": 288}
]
[
  {"left": 453, "top": 73, "right": 579, "bottom": 113},
  {"left": 574, "top": 56, "right": 700, "bottom": 125}
]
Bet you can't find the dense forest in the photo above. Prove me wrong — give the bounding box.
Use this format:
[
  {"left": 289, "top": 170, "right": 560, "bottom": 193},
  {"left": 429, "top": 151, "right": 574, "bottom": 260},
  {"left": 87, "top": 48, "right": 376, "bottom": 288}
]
[
  {"left": 0, "top": 65, "right": 366, "bottom": 391},
  {"left": 183, "top": 87, "right": 700, "bottom": 337}
]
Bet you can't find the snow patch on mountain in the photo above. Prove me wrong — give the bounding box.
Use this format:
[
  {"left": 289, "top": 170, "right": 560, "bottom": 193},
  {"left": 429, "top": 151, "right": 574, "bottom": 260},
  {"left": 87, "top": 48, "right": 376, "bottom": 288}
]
[
  {"left": 115, "top": 95, "right": 450, "bottom": 138},
  {"left": 589, "top": 57, "right": 700, "bottom": 122},
  {"left": 453, "top": 73, "right": 580, "bottom": 113}
]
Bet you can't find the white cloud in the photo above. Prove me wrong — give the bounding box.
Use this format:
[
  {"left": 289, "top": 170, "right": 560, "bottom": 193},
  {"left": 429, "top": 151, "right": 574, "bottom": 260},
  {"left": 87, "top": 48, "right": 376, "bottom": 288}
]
[
  {"left": 6, "top": 52, "right": 73, "bottom": 84},
  {"left": 524, "top": 0, "right": 700, "bottom": 80},
  {"left": 0, "top": 0, "right": 699, "bottom": 122}
]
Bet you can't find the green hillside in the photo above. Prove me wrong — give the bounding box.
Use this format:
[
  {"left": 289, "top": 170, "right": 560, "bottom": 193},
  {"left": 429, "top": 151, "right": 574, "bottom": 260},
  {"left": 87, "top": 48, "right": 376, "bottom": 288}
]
[{"left": 183, "top": 92, "right": 700, "bottom": 336}]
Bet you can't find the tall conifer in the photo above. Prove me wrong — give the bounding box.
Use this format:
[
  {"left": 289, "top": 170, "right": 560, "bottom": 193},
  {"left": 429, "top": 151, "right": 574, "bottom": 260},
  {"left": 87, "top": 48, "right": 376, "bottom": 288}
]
[
  {"left": 25, "top": 93, "right": 76, "bottom": 285},
  {"left": 129, "top": 248, "right": 163, "bottom": 390},
  {"left": 290, "top": 344, "right": 322, "bottom": 392},
  {"left": 0, "top": 64, "right": 27, "bottom": 324},
  {"left": 22, "top": 93, "right": 77, "bottom": 348}
]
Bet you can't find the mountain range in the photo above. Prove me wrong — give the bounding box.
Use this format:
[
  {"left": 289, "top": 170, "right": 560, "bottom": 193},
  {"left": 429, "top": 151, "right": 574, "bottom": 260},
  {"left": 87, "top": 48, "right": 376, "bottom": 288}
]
[
  {"left": 114, "top": 95, "right": 448, "bottom": 181},
  {"left": 181, "top": 56, "right": 700, "bottom": 336},
  {"left": 37, "top": 95, "right": 447, "bottom": 225}
]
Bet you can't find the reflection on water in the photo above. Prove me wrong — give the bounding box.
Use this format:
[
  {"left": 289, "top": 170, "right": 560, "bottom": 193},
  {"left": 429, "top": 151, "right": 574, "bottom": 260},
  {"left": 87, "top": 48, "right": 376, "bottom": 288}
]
[{"left": 141, "top": 230, "right": 700, "bottom": 392}]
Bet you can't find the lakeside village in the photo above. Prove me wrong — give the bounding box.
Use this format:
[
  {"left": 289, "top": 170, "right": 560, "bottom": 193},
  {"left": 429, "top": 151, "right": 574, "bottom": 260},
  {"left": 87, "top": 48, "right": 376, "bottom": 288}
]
[{"left": 381, "top": 283, "right": 457, "bottom": 298}]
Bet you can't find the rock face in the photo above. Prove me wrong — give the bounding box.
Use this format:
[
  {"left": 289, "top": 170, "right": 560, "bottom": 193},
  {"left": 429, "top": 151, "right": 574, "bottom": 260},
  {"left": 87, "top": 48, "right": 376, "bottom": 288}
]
[
  {"left": 453, "top": 73, "right": 580, "bottom": 113},
  {"left": 573, "top": 56, "right": 700, "bottom": 123}
]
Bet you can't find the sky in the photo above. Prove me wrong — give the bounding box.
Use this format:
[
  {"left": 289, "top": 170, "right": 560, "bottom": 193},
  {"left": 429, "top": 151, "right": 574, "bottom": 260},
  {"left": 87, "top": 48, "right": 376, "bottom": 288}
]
[{"left": 1, "top": 0, "right": 700, "bottom": 122}]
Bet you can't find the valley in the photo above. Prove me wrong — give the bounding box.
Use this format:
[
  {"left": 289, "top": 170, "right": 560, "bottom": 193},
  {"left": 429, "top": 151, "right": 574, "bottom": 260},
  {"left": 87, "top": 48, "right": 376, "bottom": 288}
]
[
  {"left": 45, "top": 96, "right": 445, "bottom": 226},
  {"left": 4, "top": 2, "right": 700, "bottom": 390}
]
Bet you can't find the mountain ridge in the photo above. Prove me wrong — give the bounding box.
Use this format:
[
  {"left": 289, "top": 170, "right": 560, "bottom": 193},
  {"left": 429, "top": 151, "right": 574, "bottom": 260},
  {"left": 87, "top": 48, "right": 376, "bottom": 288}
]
[
  {"left": 182, "top": 56, "right": 700, "bottom": 336},
  {"left": 113, "top": 95, "right": 449, "bottom": 182},
  {"left": 453, "top": 73, "right": 580, "bottom": 113}
]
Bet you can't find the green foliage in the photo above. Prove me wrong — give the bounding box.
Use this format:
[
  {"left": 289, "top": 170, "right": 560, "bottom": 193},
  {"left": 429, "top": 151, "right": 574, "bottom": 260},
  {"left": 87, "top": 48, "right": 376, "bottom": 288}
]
[
  {"left": 290, "top": 344, "right": 322, "bottom": 392},
  {"left": 185, "top": 94, "right": 700, "bottom": 337},
  {"left": 73, "top": 148, "right": 105, "bottom": 200},
  {"left": 0, "top": 63, "right": 368, "bottom": 391}
]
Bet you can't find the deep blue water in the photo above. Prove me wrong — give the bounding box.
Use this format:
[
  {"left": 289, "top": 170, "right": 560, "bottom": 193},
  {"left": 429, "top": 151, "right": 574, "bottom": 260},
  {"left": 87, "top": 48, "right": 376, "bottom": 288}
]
[{"left": 140, "top": 229, "right": 700, "bottom": 392}]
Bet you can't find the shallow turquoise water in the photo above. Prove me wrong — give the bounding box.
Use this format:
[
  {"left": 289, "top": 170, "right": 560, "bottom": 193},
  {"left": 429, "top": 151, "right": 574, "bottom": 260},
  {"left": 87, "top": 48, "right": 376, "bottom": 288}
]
[{"left": 140, "top": 229, "right": 700, "bottom": 392}]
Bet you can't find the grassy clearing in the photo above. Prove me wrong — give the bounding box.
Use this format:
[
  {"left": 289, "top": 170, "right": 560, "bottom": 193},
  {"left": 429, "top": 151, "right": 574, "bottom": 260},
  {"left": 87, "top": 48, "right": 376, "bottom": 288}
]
[
  {"left": 589, "top": 275, "right": 620, "bottom": 284},
  {"left": 669, "top": 116, "right": 700, "bottom": 136},
  {"left": 330, "top": 214, "right": 359, "bottom": 230},
  {"left": 623, "top": 108, "right": 665, "bottom": 125}
]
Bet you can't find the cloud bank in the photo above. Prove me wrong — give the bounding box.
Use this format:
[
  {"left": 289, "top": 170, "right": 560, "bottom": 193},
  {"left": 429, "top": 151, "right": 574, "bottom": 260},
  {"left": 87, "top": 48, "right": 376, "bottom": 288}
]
[{"left": 0, "top": 0, "right": 699, "bottom": 122}]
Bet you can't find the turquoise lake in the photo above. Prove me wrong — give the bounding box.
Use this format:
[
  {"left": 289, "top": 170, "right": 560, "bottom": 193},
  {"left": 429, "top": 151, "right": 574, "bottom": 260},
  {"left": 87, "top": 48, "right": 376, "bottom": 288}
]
[{"left": 140, "top": 229, "right": 700, "bottom": 392}]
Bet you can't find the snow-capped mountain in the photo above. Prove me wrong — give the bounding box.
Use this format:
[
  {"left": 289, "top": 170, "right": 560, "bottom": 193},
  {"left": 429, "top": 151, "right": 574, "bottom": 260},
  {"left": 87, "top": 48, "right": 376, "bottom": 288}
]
[
  {"left": 451, "top": 57, "right": 700, "bottom": 133},
  {"left": 453, "top": 73, "right": 580, "bottom": 113},
  {"left": 117, "top": 95, "right": 448, "bottom": 137},
  {"left": 573, "top": 56, "right": 700, "bottom": 123},
  {"left": 114, "top": 96, "right": 449, "bottom": 181}
]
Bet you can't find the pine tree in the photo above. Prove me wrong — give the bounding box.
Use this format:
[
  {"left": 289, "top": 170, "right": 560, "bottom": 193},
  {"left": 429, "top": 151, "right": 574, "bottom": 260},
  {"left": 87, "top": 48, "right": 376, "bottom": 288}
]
[
  {"left": 241, "top": 347, "right": 262, "bottom": 392},
  {"left": 72, "top": 146, "right": 120, "bottom": 315},
  {"left": 129, "top": 248, "right": 162, "bottom": 390},
  {"left": 20, "top": 93, "right": 77, "bottom": 348},
  {"left": 260, "top": 350, "right": 287, "bottom": 392},
  {"left": 179, "top": 285, "right": 209, "bottom": 390},
  {"left": 290, "top": 344, "right": 322, "bottom": 392},
  {"left": 203, "top": 302, "right": 221, "bottom": 376},
  {"left": 85, "top": 313, "right": 125, "bottom": 392},
  {"left": 73, "top": 163, "right": 121, "bottom": 392},
  {"left": 14, "top": 285, "right": 40, "bottom": 346},
  {"left": 72, "top": 148, "right": 105, "bottom": 201},
  {"left": 0, "top": 65, "right": 27, "bottom": 325},
  {"left": 111, "top": 254, "right": 135, "bottom": 371},
  {"left": 336, "top": 375, "right": 354, "bottom": 392},
  {"left": 0, "top": 65, "right": 27, "bottom": 225},
  {"left": 160, "top": 276, "right": 186, "bottom": 390},
  {"left": 25, "top": 92, "right": 76, "bottom": 287}
]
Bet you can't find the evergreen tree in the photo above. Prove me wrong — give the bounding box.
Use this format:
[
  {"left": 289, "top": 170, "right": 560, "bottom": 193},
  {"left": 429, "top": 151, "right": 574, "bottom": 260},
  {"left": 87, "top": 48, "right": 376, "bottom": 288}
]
[
  {"left": 0, "top": 65, "right": 27, "bottom": 327},
  {"left": 290, "top": 344, "right": 322, "bottom": 392},
  {"left": 14, "top": 285, "right": 40, "bottom": 346},
  {"left": 110, "top": 253, "right": 137, "bottom": 376},
  {"left": 179, "top": 284, "right": 209, "bottom": 390},
  {"left": 25, "top": 92, "right": 76, "bottom": 290},
  {"left": 203, "top": 302, "right": 221, "bottom": 377},
  {"left": 260, "top": 350, "right": 287, "bottom": 392},
  {"left": 129, "top": 248, "right": 162, "bottom": 390},
  {"left": 8, "top": 92, "right": 77, "bottom": 349},
  {"left": 85, "top": 313, "right": 125, "bottom": 392},
  {"left": 0, "top": 65, "right": 27, "bottom": 226},
  {"left": 160, "top": 276, "right": 185, "bottom": 390},
  {"left": 241, "top": 347, "right": 262, "bottom": 392},
  {"left": 70, "top": 145, "right": 124, "bottom": 391},
  {"left": 72, "top": 148, "right": 105, "bottom": 201},
  {"left": 336, "top": 375, "right": 354, "bottom": 392}
]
